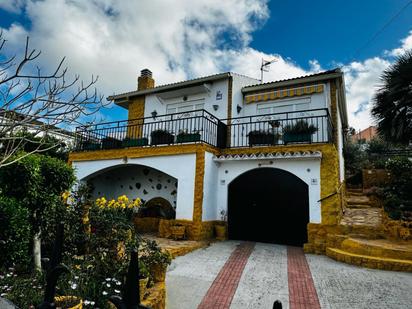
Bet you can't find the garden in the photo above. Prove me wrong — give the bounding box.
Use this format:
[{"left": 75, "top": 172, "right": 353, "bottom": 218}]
[
  {"left": 0, "top": 150, "right": 171, "bottom": 308},
  {"left": 344, "top": 137, "right": 412, "bottom": 237}
]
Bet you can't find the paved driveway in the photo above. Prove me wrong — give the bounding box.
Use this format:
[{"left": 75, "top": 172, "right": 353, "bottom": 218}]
[{"left": 166, "top": 241, "right": 412, "bottom": 309}]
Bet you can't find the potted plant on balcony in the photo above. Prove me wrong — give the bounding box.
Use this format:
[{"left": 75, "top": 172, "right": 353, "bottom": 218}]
[
  {"left": 283, "top": 119, "right": 318, "bottom": 144},
  {"left": 122, "top": 137, "right": 149, "bottom": 147},
  {"left": 81, "top": 140, "right": 101, "bottom": 151},
  {"left": 176, "top": 130, "right": 201, "bottom": 143},
  {"left": 248, "top": 130, "right": 281, "bottom": 146},
  {"left": 101, "top": 137, "right": 122, "bottom": 149},
  {"left": 150, "top": 129, "right": 174, "bottom": 145}
]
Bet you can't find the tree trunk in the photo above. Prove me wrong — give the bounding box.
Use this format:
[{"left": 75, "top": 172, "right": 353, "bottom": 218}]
[{"left": 33, "top": 231, "right": 42, "bottom": 271}]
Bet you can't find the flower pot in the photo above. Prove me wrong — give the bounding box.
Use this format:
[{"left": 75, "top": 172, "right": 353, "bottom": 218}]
[
  {"left": 101, "top": 137, "right": 122, "bottom": 149},
  {"left": 176, "top": 133, "right": 201, "bottom": 143},
  {"left": 151, "top": 132, "right": 175, "bottom": 145},
  {"left": 150, "top": 263, "right": 167, "bottom": 282},
  {"left": 248, "top": 132, "right": 279, "bottom": 146},
  {"left": 170, "top": 225, "right": 185, "bottom": 240},
  {"left": 54, "top": 296, "right": 83, "bottom": 309},
  {"left": 82, "top": 141, "right": 100, "bottom": 151},
  {"left": 122, "top": 137, "right": 149, "bottom": 147},
  {"left": 215, "top": 225, "right": 226, "bottom": 240},
  {"left": 139, "top": 277, "right": 149, "bottom": 301},
  {"left": 283, "top": 132, "right": 312, "bottom": 144}
]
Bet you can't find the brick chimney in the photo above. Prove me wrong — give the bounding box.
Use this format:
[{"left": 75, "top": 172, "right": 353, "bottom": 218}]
[{"left": 137, "top": 69, "right": 155, "bottom": 90}]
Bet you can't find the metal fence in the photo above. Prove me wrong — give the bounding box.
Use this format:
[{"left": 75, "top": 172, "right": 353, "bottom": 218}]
[
  {"left": 75, "top": 108, "right": 334, "bottom": 151},
  {"left": 225, "top": 108, "right": 333, "bottom": 148},
  {"left": 75, "top": 109, "right": 227, "bottom": 151}
]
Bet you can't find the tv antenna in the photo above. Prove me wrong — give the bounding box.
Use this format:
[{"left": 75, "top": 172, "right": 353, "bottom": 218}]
[{"left": 260, "top": 58, "right": 277, "bottom": 83}]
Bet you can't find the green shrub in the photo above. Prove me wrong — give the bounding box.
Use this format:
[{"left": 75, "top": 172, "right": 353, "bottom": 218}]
[
  {"left": 0, "top": 153, "right": 75, "bottom": 269},
  {"left": 0, "top": 196, "right": 32, "bottom": 268},
  {"left": 382, "top": 157, "right": 412, "bottom": 220}
]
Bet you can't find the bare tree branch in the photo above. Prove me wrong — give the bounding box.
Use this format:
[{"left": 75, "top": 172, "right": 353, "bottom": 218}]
[{"left": 0, "top": 32, "right": 109, "bottom": 166}]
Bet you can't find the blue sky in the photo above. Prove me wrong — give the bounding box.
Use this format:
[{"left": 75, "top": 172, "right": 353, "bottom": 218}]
[
  {"left": 0, "top": 0, "right": 411, "bottom": 130},
  {"left": 252, "top": 0, "right": 412, "bottom": 68}
]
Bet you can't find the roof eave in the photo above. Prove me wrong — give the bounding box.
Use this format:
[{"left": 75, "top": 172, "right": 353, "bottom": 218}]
[
  {"left": 107, "top": 72, "right": 232, "bottom": 104},
  {"left": 241, "top": 71, "right": 343, "bottom": 94}
]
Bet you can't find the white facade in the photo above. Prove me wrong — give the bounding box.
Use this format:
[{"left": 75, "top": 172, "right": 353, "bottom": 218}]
[
  {"left": 72, "top": 153, "right": 197, "bottom": 220},
  {"left": 210, "top": 152, "right": 322, "bottom": 223},
  {"left": 72, "top": 70, "right": 347, "bottom": 239}
]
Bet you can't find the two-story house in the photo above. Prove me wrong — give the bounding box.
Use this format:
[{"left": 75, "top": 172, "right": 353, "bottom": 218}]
[{"left": 68, "top": 68, "right": 348, "bottom": 250}]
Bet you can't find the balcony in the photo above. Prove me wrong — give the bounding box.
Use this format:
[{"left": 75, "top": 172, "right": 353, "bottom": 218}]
[
  {"left": 74, "top": 108, "right": 333, "bottom": 151},
  {"left": 226, "top": 108, "right": 333, "bottom": 148}
]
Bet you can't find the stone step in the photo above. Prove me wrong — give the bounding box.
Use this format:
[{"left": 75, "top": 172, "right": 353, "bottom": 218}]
[
  {"left": 346, "top": 191, "right": 364, "bottom": 196},
  {"left": 338, "top": 224, "right": 384, "bottom": 238},
  {"left": 346, "top": 204, "right": 373, "bottom": 209},
  {"left": 326, "top": 247, "right": 412, "bottom": 272},
  {"left": 346, "top": 188, "right": 363, "bottom": 193},
  {"left": 346, "top": 196, "right": 371, "bottom": 205},
  {"left": 340, "top": 238, "right": 412, "bottom": 260}
]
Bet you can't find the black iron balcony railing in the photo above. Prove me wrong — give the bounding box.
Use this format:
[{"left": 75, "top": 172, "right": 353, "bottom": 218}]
[
  {"left": 225, "top": 108, "right": 333, "bottom": 148},
  {"left": 74, "top": 108, "right": 333, "bottom": 151},
  {"left": 75, "top": 109, "right": 227, "bottom": 151}
]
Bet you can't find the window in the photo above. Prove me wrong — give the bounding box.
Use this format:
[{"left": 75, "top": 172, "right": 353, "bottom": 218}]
[
  {"left": 166, "top": 99, "right": 205, "bottom": 116},
  {"left": 257, "top": 97, "right": 311, "bottom": 119}
]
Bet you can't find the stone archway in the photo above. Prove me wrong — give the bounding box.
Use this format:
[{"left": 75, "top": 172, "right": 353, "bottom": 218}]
[{"left": 228, "top": 167, "right": 309, "bottom": 246}]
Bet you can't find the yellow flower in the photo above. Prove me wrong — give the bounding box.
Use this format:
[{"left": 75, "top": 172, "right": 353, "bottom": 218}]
[
  {"left": 61, "top": 191, "right": 70, "bottom": 203},
  {"left": 133, "top": 198, "right": 142, "bottom": 207},
  {"left": 108, "top": 200, "right": 116, "bottom": 208}
]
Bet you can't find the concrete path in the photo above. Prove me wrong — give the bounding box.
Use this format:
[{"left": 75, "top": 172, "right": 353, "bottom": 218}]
[{"left": 166, "top": 241, "right": 412, "bottom": 309}]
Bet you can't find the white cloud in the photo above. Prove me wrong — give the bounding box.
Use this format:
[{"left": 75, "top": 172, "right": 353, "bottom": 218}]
[
  {"left": 342, "top": 57, "right": 391, "bottom": 131},
  {"left": 388, "top": 30, "right": 412, "bottom": 56},
  {"left": 1, "top": 0, "right": 271, "bottom": 96}
]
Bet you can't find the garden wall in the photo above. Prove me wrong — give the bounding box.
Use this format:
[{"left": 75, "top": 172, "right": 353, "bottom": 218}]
[{"left": 362, "top": 169, "right": 391, "bottom": 189}]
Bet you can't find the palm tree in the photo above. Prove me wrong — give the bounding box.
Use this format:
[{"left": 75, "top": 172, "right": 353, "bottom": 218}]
[{"left": 372, "top": 50, "right": 412, "bottom": 145}]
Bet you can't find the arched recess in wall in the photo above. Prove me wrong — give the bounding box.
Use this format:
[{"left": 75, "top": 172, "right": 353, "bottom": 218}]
[
  {"left": 137, "top": 197, "right": 176, "bottom": 220},
  {"left": 227, "top": 167, "right": 309, "bottom": 246},
  {"left": 81, "top": 164, "right": 178, "bottom": 212}
]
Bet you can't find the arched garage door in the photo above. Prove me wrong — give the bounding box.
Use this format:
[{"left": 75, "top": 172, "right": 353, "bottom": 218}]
[{"left": 228, "top": 167, "right": 309, "bottom": 246}]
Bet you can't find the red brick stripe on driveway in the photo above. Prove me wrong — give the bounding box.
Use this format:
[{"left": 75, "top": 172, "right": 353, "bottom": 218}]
[
  {"left": 287, "top": 246, "right": 321, "bottom": 309},
  {"left": 197, "top": 242, "right": 255, "bottom": 309}
]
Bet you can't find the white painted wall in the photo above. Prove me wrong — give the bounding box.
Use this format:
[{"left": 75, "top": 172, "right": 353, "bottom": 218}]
[
  {"left": 72, "top": 153, "right": 196, "bottom": 220},
  {"left": 87, "top": 165, "right": 177, "bottom": 208},
  {"left": 144, "top": 79, "right": 229, "bottom": 120},
  {"left": 214, "top": 158, "right": 322, "bottom": 223},
  {"left": 202, "top": 151, "right": 219, "bottom": 221},
  {"left": 231, "top": 73, "right": 260, "bottom": 118}
]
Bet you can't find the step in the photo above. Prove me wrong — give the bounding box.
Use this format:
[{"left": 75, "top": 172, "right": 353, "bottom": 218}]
[
  {"left": 346, "top": 187, "right": 363, "bottom": 193},
  {"left": 326, "top": 247, "right": 412, "bottom": 272},
  {"left": 346, "top": 204, "right": 373, "bottom": 209},
  {"left": 346, "top": 196, "right": 371, "bottom": 205},
  {"left": 338, "top": 224, "right": 383, "bottom": 238},
  {"left": 346, "top": 191, "right": 364, "bottom": 197},
  {"left": 340, "top": 238, "right": 412, "bottom": 260}
]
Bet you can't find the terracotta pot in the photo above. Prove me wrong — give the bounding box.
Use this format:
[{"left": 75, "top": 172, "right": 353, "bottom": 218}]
[
  {"left": 170, "top": 225, "right": 185, "bottom": 240},
  {"left": 139, "top": 277, "right": 149, "bottom": 301},
  {"left": 54, "top": 296, "right": 83, "bottom": 309},
  {"left": 215, "top": 225, "right": 226, "bottom": 240},
  {"left": 150, "top": 263, "right": 167, "bottom": 282}
]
